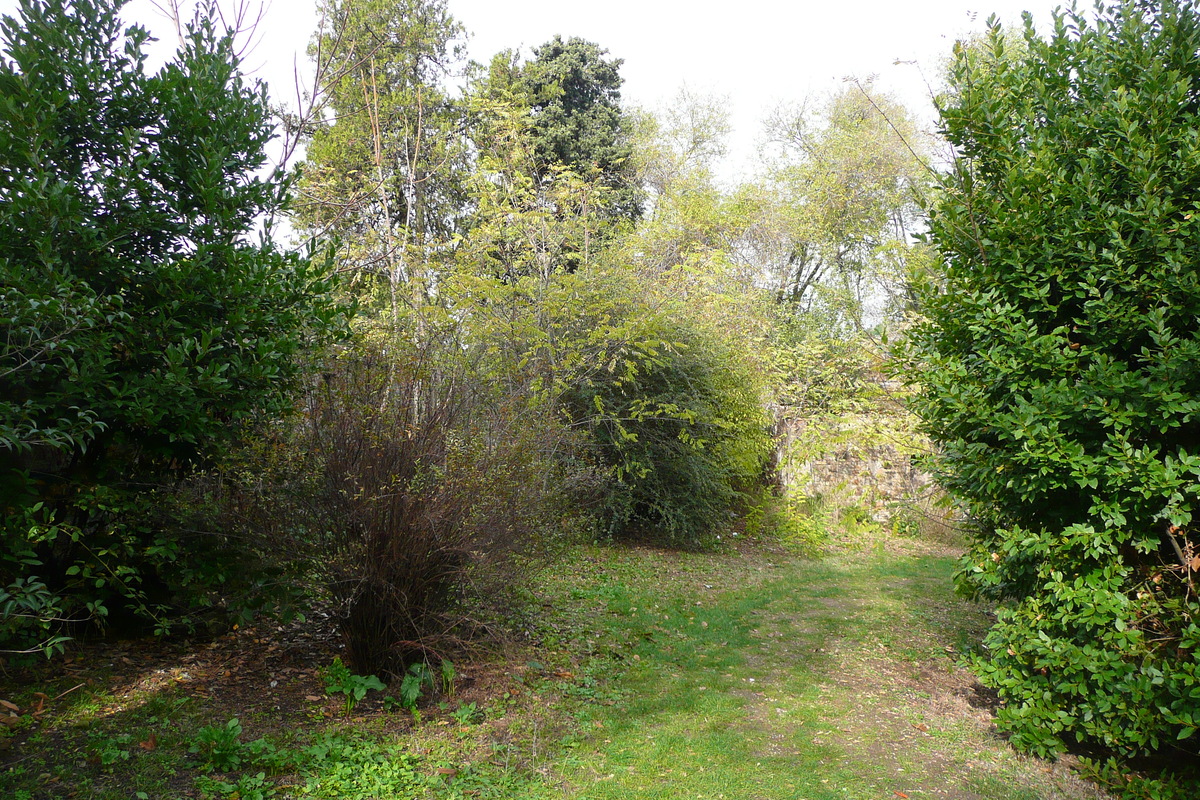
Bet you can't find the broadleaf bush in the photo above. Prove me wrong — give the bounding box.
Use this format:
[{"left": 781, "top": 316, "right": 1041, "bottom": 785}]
[
  {"left": 552, "top": 274, "right": 774, "bottom": 548},
  {"left": 0, "top": 0, "right": 346, "bottom": 654},
  {"left": 907, "top": 0, "right": 1200, "bottom": 765}
]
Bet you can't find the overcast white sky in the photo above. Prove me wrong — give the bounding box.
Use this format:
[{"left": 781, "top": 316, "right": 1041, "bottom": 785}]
[{"left": 0, "top": 0, "right": 1066, "bottom": 174}]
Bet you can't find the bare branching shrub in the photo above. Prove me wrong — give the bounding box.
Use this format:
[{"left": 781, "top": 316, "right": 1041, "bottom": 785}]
[
  {"left": 209, "top": 340, "right": 598, "bottom": 676},
  {"left": 317, "top": 349, "right": 597, "bottom": 674}
]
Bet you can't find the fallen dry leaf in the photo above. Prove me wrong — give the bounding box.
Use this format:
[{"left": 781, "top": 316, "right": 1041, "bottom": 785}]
[
  {"left": 0, "top": 700, "right": 18, "bottom": 712},
  {"left": 894, "top": 793, "right": 910, "bottom": 799},
  {"left": 139, "top": 733, "right": 157, "bottom": 751},
  {"left": 305, "top": 695, "right": 322, "bottom": 702}
]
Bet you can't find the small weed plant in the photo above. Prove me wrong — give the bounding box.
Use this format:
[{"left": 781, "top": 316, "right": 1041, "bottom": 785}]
[
  {"left": 399, "top": 662, "right": 435, "bottom": 712},
  {"left": 322, "top": 656, "right": 385, "bottom": 717},
  {"left": 189, "top": 718, "right": 246, "bottom": 771},
  {"left": 87, "top": 731, "right": 132, "bottom": 768},
  {"left": 195, "top": 771, "right": 273, "bottom": 800},
  {"left": 451, "top": 701, "right": 480, "bottom": 725}
]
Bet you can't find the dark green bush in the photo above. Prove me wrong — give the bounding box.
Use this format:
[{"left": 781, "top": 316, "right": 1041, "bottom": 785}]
[
  {"left": 0, "top": 0, "right": 345, "bottom": 655},
  {"left": 908, "top": 0, "right": 1200, "bottom": 761}
]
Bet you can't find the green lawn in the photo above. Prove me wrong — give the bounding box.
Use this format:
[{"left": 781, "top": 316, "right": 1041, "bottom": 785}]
[
  {"left": 1, "top": 532, "right": 1110, "bottom": 800},
  {"left": 520, "top": 539, "right": 1107, "bottom": 800}
]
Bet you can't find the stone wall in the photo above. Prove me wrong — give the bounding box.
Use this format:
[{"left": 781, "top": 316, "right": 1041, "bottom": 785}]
[{"left": 775, "top": 412, "right": 932, "bottom": 522}]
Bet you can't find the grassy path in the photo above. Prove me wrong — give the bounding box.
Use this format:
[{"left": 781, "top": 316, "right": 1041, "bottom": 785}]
[
  {"left": 527, "top": 538, "right": 1109, "bottom": 800},
  {"left": 1, "top": 534, "right": 1114, "bottom": 799}
]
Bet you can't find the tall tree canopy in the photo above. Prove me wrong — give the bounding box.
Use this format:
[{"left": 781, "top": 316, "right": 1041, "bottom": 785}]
[
  {"left": 296, "top": 0, "right": 468, "bottom": 316},
  {"left": 909, "top": 0, "right": 1200, "bottom": 760},
  {"left": 754, "top": 86, "right": 929, "bottom": 325},
  {"left": 518, "top": 35, "right": 642, "bottom": 224}
]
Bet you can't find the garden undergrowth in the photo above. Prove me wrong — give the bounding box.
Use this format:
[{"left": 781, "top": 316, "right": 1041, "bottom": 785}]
[{"left": 2, "top": 530, "right": 1115, "bottom": 799}]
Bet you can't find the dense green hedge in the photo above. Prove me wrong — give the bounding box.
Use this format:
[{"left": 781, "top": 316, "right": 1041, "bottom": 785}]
[
  {"left": 909, "top": 0, "right": 1200, "bottom": 761},
  {"left": 0, "top": 0, "right": 345, "bottom": 655}
]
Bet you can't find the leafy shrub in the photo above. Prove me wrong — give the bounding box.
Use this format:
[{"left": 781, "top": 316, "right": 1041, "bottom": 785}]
[
  {"left": 741, "top": 487, "right": 827, "bottom": 552},
  {"left": 562, "top": 294, "right": 774, "bottom": 548},
  {"left": 1079, "top": 756, "right": 1200, "bottom": 800},
  {"left": 908, "top": 0, "right": 1200, "bottom": 760},
  {"left": 0, "top": 0, "right": 346, "bottom": 654}
]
